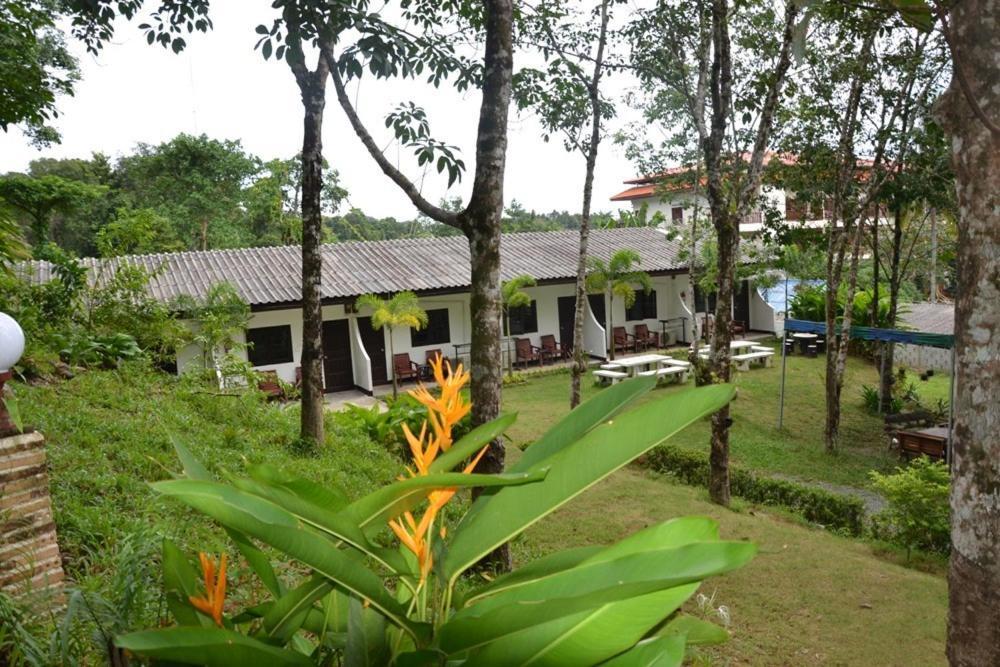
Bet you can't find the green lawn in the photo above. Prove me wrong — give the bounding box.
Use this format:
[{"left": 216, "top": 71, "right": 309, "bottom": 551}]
[
  {"left": 504, "top": 344, "right": 946, "bottom": 490},
  {"left": 12, "top": 360, "right": 947, "bottom": 664}
]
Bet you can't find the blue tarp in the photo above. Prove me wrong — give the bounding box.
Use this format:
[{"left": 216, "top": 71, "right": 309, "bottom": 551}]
[{"left": 784, "top": 319, "right": 954, "bottom": 349}]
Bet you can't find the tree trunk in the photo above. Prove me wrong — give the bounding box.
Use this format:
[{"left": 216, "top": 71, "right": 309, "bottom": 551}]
[
  {"left": 606, "top": 292, "right": 614, "bottom": 360},
  {"left": 708, "top": 211, "right": 737, "bottom": 505},
  {"left": 826, "top": 217, "right": 865, "bottom": 451},
  {"left": 389, "top": 328, "right": 398, "bottom": 399},
  {"left": 570, "top": 0, "right": 610, "bottom": 410},
  {"left": 289, "top": 51, "right": 331, "bottom": 448},
  {"left": 928, "top": 206, "right": 938, "bottom": 302},
  {"left": 879, "top": 207, "right": 904, "bottom": 411},
  {"left": 461, "top": 0, "right": 514, "bottom": 572},
  {"left": 936, "top": 1, "right": 1000, "bottom": 662}
]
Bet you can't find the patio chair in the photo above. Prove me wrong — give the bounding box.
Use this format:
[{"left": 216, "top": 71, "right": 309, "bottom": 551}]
[
  {"left": 612, "top": 327, "right": 637, "bottom": 355},
  {"left": 514, "top": 337, "right": 544, "bottom": 367},
  {"left": 634, "top": 323, "right": 659, "bottom": 350},
  {"left": 422, "top": 349, "right": 445, "bottom": 378},
  {"left": 294, "top": 366, "right": 302, "bottom": 388},
  {"left": 540, "top": 334, "right": 569, "bottom": 361},
  {"left": 393, "top": 353, "right": 421, "bottom": 383},
  {"left": 257, "top": 370, "right": 284, "bottom": 401},
  {"left": 730, "top": 320, "right": 747, "bottom": 336}
]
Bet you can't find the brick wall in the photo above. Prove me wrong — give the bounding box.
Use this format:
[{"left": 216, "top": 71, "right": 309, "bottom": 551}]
[{"left": 0, "top": 431, "right": 64, "bottom": 606}]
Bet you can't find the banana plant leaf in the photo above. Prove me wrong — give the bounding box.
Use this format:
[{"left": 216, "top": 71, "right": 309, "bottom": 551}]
[
  {"left": 116, "top": 627, "right": 313, "bottom": 666},
  {"left": 597, "top": 634, "right": 686, "bottom": 666},
  {"left": 429, "top": 412, "right": 517, "bottom": 474},
  {"left": 438, "top": 540, "right": 754, "bottom": 653},
  {"left": 152, "top": 480, "right": 428, "bottom": 642},
  {"left": 443, "top": 385, "right": 735, "bottom": 582},
  {"left": 467, "top": 586, "right": 697, "bottom": 666}
]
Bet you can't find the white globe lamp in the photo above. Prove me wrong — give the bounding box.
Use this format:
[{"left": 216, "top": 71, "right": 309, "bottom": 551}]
[{"left": 0, "top": 312, "right": 25, "bottom": 433}]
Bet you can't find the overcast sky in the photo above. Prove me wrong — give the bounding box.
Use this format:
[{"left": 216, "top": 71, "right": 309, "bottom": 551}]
[{"left": 0, "top": 2, "right": 647, "bottom": 220}]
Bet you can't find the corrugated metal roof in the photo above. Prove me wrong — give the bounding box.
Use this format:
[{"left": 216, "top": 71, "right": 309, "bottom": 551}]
[
  {"left": 900, "top": 302, "right": 954, "bottom": 335},
  {"left": 18, "top": 227, "right": 685, "bottom": 306}
]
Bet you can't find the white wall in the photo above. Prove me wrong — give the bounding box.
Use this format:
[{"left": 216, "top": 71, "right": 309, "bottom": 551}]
[
  {"left": 748, "top": 285, "right": 777, "bottom": 333},
  {"left": 380, "top": 294, "right": 471, "bottom": 377},
  {"left": 349, "top": 317, "right": 373, "bottom": 392},
  {"left": 176, "top": 275, "right": 694, "bottom": 388}
]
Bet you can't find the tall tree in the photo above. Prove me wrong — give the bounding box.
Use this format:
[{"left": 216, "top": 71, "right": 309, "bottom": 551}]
[
  {"left": 0, "top": 0, "right": 80, "bottom": 145},
  {"left": 355, "top": 291, "right": 428, "bottom": 399},
  {"left": 585, "top": 249, "right": 651, "bottom": 361},
  {"left": 516, "top": 0, "right": 615, "bottom": 408},
  {"left": 114, "top": 134, "right": 259, "bottom": 251},
  {"left": 0, "top": 173, "right": 106, "bottom": 247},
  {"left": 624, "top": 0, "right": 798, "bottom": 504},
  {"left": 325, "top": 1, "right": 516, "bottom": 566},
  {"left": 929, "top": 0, "right": 1000, "bottom": 662}
]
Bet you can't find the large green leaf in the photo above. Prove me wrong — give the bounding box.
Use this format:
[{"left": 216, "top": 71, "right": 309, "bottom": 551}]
[
  {"left": 161, "top": 539, "right": 208, "bottom": 627},
  {"left": 226, "top": 527, "right": 283, "bottom": 598},
  {"left": 153, "top": 480, "right": 426, "bottom": 642},
  {"left": 262, "top": 574, "right": 332, "bottom": 642},
  {"left": 232, "top": 476, "right": 407, "bottom": 574},
  {"left": 248, "top": 464, "right": 349, "bottom": 511},
  {"left": 598, "top": 634, "right": 685, "bottom": 667},
  {"left": 117, "top": 627, "right": 313, "bottom": 666},
  {"left": 345, "top": 596, "right": 390, "bottom": 667},
  {"left": 465, "top": 518, "right": 719, "bottom": 607},
  {"left": 468, "top": 586, "right": 696, "bottom": 666},
  {"left": 439, "top": 541, "right": 754, "bottom": 652},
  {"left": 444, "top": 385, "right": 735, "bottom": 581},
  {"left": 344, "top": 469, "right": 548, "bottom": 532},
  {"left": 170, "top": 439, "right": 286, "bottom": 596},
  {"left": 458, "top": 545, "right": 602, "bottom": 608},
  {"left": 172, "top": 436, "right": 212, "bottom": 481},
  {"left": 429, "top": 412, "right": 517, "bottom": 474},
  {"left": 512, "top": 376, "right": 656, "bottom": 473}
]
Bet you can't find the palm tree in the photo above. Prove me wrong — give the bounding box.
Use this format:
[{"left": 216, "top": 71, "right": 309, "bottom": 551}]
[
  {"left": 355, "top": 291, "right": 428, "bottom": 398},
  {"left": 586, "top": 249, "right": 652, "bottom": 360},
  {"left": 501, "top": 274, "right": 536, "bottom": 376}
]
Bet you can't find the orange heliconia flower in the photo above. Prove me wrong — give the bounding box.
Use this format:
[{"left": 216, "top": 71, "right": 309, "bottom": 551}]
[
  {"left": 387, "top": 358, "right": 486, "bottom": 582},
  {"left": 189, "top": 552, "right": 227, "bottom": 627}
]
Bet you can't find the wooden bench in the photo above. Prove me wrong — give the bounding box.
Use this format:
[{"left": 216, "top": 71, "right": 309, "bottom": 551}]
[
  {"left": 593, "top": 369, "right": 628, "bottom": 385},
  {"left": 257, "top": 370, "right": 285, "bottom": 401},
  {"left": 896, "top": 427, "right": 948, "bottom": 461},
  {"left": 637, "top": 366, "right": 688, "bottom": 384},
  {"left": 732, "top": 350, "right": 774, "bottom": 371}
]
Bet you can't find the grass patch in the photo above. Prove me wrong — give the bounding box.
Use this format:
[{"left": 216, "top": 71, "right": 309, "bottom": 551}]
[
  {"left": 16, "top": 362, "right": 401, "bottom": 577},
  {"left": 504, "top": 343, "right": 942, "bottom": 489}
]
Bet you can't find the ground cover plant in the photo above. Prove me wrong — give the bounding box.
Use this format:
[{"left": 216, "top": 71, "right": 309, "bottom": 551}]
[
  {"left": 8, "top": 359, "right": 950, "bottom": 664},
  {"left": 118, "top": 361, "right": 750, "bottom": 665}
]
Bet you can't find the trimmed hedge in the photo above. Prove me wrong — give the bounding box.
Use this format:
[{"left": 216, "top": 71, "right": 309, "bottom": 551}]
[{"left": 643, "top": 445, "right": 866, "bottom": 536}]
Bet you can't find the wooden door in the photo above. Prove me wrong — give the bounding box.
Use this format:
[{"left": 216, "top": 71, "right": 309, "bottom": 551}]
[
  {"left": 734, "top": 280, "right": 751, "bottom": 329},
  {"left": 557, "top": 296, "right": 577, "bottom": 352},
  {"left": 357, "top": 316, "right": 388, "bottom": 386},
  {"left": 321, "top": 319, "right": 354, "bottom": 392}
]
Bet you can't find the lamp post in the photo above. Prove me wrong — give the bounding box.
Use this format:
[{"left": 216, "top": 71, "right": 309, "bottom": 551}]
[{"left": 0, "top": 312, "right": 25, "bottom": 434}]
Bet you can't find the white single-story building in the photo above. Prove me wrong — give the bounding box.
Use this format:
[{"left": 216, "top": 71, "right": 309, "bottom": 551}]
[{"left": 22, "top": 228, "right": 779, "bottom": 394}]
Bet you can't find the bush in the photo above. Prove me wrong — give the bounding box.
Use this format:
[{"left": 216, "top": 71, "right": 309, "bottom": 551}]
[
  {"left": 644, "top": 445, "right": 865, "bottom": 536},
  {"left": 870, "top": 458, "right": 950, "bottom": 555}
]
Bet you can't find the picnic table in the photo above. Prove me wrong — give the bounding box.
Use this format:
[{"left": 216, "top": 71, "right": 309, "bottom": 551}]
[
  {"left": 698, "top": 340, "right": 757, "bottom": 354},
  {"left": 609, "top": 353, "right": 672, "bottom": 376},
  {"left": 791, "top": 332, "right": 818, "bottom": 354}
]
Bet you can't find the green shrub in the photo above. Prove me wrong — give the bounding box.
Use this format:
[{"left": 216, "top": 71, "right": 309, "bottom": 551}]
[
  {"left": 870, "top": 458, "right": 950, "bottom": 555},
  {"left": 644, "top": 445, "right": 865, "bottom": 536}
]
